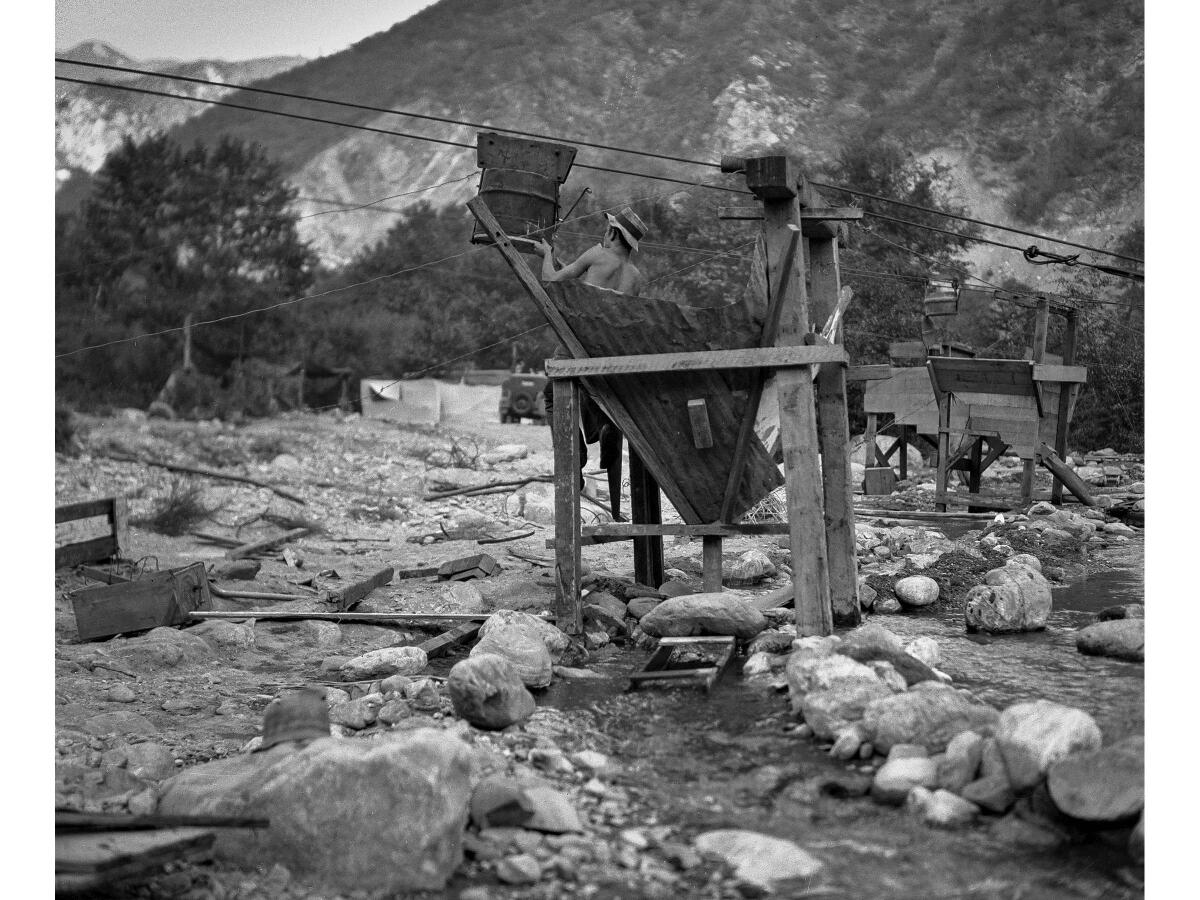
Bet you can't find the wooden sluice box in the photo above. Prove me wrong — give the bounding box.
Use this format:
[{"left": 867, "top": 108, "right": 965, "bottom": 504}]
[{"left": 627, "top": 636, "right": 737, "bottom": 692}]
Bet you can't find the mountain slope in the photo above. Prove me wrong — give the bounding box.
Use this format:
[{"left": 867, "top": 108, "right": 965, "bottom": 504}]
[{"left": 58, "top": 0, "right": 1143, "bottom": 267}]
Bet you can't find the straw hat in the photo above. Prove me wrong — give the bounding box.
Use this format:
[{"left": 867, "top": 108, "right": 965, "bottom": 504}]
[
  {"left": 605, "top": 207, "right": 647, "bottom": 251},
  {"left": 256, "top": 686, "right": 330, "bottom": 752}
]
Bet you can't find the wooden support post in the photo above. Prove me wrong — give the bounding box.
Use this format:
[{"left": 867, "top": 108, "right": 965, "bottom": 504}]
[
  {"left": 1051, "top": 310, "right": 1079, "bottom": 505},
  {"left": 552, "top": 378, "right": 583, "bottom": 634},
  {"left": 702, "top": 536, "right": 723, "bottom": 592},
  {"left": 1022, "top": 297, "right": 1051, "bottom": 504},
  {"left": 935, "top": 390, "right": 951, "bottom": 513},
  {"left": 898, "top": 426, "right": 910, "bottom": 481},
  {"left": 629, "top": 449, "right": 664, "bottom": 589},
  {"left": 687, "top": 399, "right": 714, "bottom": 449},
  {"left": 755, "top": 162, "right": 831, "bottom": 636},
  {"left": 814, "top": 347, "right": 860, "bottom": 626},
  {"left": 1037, "top": 442, "right": 1096, "bottom": 506},
  {"left": 968, "top": 437, "right": 983, "bottom": 494},
  {"left": 863, "top": 412, "right": 879, "bottom": 467}
]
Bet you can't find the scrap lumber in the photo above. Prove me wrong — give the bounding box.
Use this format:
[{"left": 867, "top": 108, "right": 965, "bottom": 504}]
[
  {"left": 226, "top": 527, "right": 308, "bottom": 560},
  {"left": 190, "top": 610, "right": 547, "bottom": 625},
  {"left": 1036, "top": 443, "right": 1096, "bottom": 506},
  {"left": 103, "top": 453, "right": 305, "bottom": 504},
  {"left": 78, "top": 566, "right": 132, "bottom": 585},
  {"left": 423, "top": 475, "right": 552, "bottom": 501},
  {"left": 208, "top": 586, "right": 310, "bottom": 602},
  {"left": 437, "top": 554, "right": 499, "bottom": 581},
  {"left": 628, "top": 636, "right": 736, "bottom": 692},
  {"left": 71, "top": 562, "right": 211, "bottom": 642},
  {"left": 416, "top": 621, "right": 482, "bottom": 658},
  {"left": 56, "top": 812, "right": 268, "bottom": 833},
  {"left": 324, "top": 566, "right": 395, "bottom": 611},
  {"left": 56, "top": 827, "right": 215, "bottom": 894},
  {"left": 477, "top": 529, "right": 536, "bottom": 545}
]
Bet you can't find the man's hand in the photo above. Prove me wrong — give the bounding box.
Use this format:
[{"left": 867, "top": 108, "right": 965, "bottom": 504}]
[{"left": 533, "top": 239, "right": 552, "bottom": 258}]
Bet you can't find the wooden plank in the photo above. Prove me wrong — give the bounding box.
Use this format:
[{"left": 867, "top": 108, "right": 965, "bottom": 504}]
[
  {"left": 1033, "top": 364, "right": 1088, "bottom": 384},
  {"left": 553, "top": 378, "right": 583, "bottom": 635},
  {"left": 56, "top": 827, "right": 215, "bottom": 888},
  {"left": 718, "top": 206, "right": 764, "bottom": 220},
  {"left": 56, "top": 535, "right": 118, "bottom": 569},
  {"left": 1036, "top": 443, "right": 1096, "bottom": 506},
  {"left": 191, "top": 611, "right": 532, "bottom": 624},
  {"left": 112, "top": 496, "right": 129, "bottom": 557},
  {"left": 719, "top": 227, "right": 801, "bottom": 523},
  {"left": 469, "top": 197, "right": 702, "bottom": 523},
  {"left": 416, "top": 621, "right": 481, "bottom": 658},
  {"left": 56, "top": 497, "right": 115, "bottom": 524},
  {"left": 543, "top": 345, "right": 846, "bottom": 378},
  {"left": 326, "top": 566, "right": 394, "bottom": 612},
  {"left": 716, "top": 207, "right": 862, "bottom": 227},
  {"left": 71, "top": 562, "right": 211, "bottom": 642},
  {"left": 56, "top": 812, "right": 268, "bottom": 832},
  {"left": 702, "top": 536, "right": 723, "bottom": 592},
  {"left": 935, "top": 391, "right": 951, "bottom": 513},
  {"left": 79, "top": 566, "right": 132, "bottom": 585},
  {"left": 227, "top": 528, "right": 308, "bottom": 560},
  {"left": 813, "top": 334, "right": 860, "bottom": 627},
  {"left": 687, "top": 399, "right": 714, "bottom": 449},
  {"left": 629, "top": 449, "right": 665, "bottom": 588},
  {"left": 846, "top": 364, "right": 893, "bottom": 382}
]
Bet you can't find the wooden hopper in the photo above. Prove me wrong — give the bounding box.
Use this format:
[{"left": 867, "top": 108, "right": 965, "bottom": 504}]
[{"left": 544, "top": 280, "right": 784, "bottom": 524}]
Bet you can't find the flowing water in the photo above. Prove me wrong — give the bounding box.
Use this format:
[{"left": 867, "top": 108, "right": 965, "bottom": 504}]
[{"left": 540, "top": 541, "right": 1145, "bottom": 898}]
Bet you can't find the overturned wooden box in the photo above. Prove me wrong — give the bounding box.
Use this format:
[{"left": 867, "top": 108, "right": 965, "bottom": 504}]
[
  {"left": 56, "top": 496, "right": 128, "bottom": 569},
  {"left": 70, "top": 562, "right": 212, "bottom": 642}
]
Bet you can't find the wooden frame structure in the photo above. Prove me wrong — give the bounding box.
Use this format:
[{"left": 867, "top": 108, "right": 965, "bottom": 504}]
[
  {"left": 469, "top": 153, "right": 862, "bottom": 636},
  {"left": 927, "top": 297, "right": 1093, "bottom": 510},
  {"left": 55, "top": 496, "right": 128, "bottom": 569}
]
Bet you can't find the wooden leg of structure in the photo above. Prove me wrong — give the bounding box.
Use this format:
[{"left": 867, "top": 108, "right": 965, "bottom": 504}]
[
  {"left": 552, "top": 379, "right": 583, "bottom": 634},
  {"left": 702, "top": 536, "right": 723, "bottom": 592},
  {"left": 935, "top": 394, "right": 951, "bottom": 513},
  {"left": 898, "top": 426, "right": 909, "bottom": 481},
  {"left": 863, "top": 412, "right": 879, "bottom": 467},
  {"left": 967, "top": 437, "right": 985, "bottom": 514},
  {"left": 629, "top": 449, "right": 664, "bottom": 588},
  {"left": 777, "top": 369, "right": 832, "bottom": 636},
  {"left": 1020, "top": 459, "right": 1036, "bottom": 504},
  {"left": 816, "top": 361, "right": 860, "bottom": 626}
]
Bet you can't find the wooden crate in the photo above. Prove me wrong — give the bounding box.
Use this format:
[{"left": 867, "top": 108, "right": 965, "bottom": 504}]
[
  {"left": 863, "top": 466, "right": 897, "bottom": 496},
  {"left": 70, "top": 562, "right": 212, "bottom": 642}
]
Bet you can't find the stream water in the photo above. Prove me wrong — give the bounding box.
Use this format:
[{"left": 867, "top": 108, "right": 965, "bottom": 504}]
[{"left": 539, "top": 541, "right": 1145, "bottom": 898}]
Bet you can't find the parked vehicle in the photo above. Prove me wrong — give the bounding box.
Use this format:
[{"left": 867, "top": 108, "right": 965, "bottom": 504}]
[{"left": 499, "top": 373, "right": 548, "bottom": 423}]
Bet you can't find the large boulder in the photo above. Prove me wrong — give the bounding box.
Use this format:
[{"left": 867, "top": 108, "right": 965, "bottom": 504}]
[
  {"left": 1046, "top": 735, "right": 1144, "bottom": 823},
  {"left": 802, "top": 681, "right": 894, "bottom": 740},
  {"left": 994, "top": 700, "right": 1103, "bottom": 791},
  {"left": 786, "top": 652, "right": 882, "bottom": 714},
  {"left": 447, "top": 654, "right": 536, "bottom": 730},
  {"left": 638, "top": 592, "right": 767, "bottom": 639},
  {"left": 479, "top": 610, "right": 569, "bottom": 663},
  {"left": 872, "top": 756, "right": 938, "bottom": 804},
  {"left": 894, "top": 575, "right": 940, "bottom": 607},
  {"left": 158, "top": 730, "right": 473, "bottom": 894},
  {"left": 693, "top": 830, "right": 823, "bottom": 891},
  {"left": 964, "top": 560, "right": 1053, "bottom": 633},
  {"left": 471, "top": 625, "right": 553, "bottom": 688},
  {"left": 104, "top": 627, "right": 214, "bottom": 671},
  {"left": 1075, "top": 619, "right": 1144, "bottom": 662},
  {"left": 861, "top": 688, "right": 1000, "bottom": 754},
  {"left": 340, "top": 646, "right": 428, "bottom": 682}
]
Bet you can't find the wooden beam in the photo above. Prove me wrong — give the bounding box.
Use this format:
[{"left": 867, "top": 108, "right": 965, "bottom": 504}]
[
  {"left": 719, "top": 227, "right": 802, "bottom": 523},
  {"left": 1037, "top": 443, "right": 1096, "bottom": 506},
  {"left": 191, "top": 611, "right": 534, "bottom": 624},
  {"left": 934, "top": 491, "right": 1017, "bottom": 511},
  {"left": 628, "top": 450, "right": 665, "bottom": 588},
  {"left": 325, "top": 567, "right": 394, "bottom": 612},
  {"left": 56, "top": 498, "right": 116, "bottom": 523},
  {"left": 846, "top": 364, "right": 892, "bottom": 382},
  {"left": 544, "top": 345, "right": 846, "bottom": 378},
  {"left": 56, "top": 536, "right": 119, "bottom": 570},
  {"left": 1051, "top": 311, "right": 1079, "bottom": 505},
  {"left": 935, "top": 389, "right": 951, "bottom": 513},
  {"left": 702, "top": 536, "right": 723, "bottom": 592},
  {"left": 1032, "top": 364, "right": 1088, "bottom": 384},
  {"left": 416, "top": 621, "right": 481, "bottom": 658},
  {"left": 552, "top": 378, "right": 583, "bottom": 635}
]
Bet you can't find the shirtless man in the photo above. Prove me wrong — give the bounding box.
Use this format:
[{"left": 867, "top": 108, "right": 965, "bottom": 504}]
[
  {"left": 534, "top": 206, "right": 647, "bottom": 296},
  {"left": 534, "top": 207, "right": 648, "bottom": 519}
]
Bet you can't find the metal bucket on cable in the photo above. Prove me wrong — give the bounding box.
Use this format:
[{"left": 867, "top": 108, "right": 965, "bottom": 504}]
[{"left": 471, "top": 132, "right": 577, "bottom": 253}]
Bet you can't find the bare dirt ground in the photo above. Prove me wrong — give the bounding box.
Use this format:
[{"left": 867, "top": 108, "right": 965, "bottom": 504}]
[{"left": 53, "top": 399, "right": 1146, "bottom": 899}]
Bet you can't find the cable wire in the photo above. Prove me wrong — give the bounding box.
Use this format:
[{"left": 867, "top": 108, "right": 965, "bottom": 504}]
[{"left": 57, "top": 56, "right": 1142, "bottom": 265}]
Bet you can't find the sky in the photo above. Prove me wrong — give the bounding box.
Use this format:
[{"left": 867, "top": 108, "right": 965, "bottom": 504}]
[{"left": 55, "top": 0, "right": 441, "bottom": 61}]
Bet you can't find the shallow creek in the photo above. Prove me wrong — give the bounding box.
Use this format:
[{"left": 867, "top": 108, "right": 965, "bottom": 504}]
[{"left": 538, "top": 541, "right": 1145, "bottom": 899}]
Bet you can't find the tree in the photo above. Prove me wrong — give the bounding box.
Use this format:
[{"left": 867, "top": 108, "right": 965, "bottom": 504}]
[{"left": 57, "top": 133, "right": 317, "bottom": 406}]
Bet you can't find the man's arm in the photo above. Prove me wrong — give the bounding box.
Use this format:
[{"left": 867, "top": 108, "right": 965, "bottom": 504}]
[{"left": 536, "top": 240, "right": 601, "bottom": 283}]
